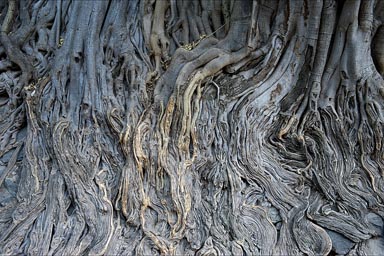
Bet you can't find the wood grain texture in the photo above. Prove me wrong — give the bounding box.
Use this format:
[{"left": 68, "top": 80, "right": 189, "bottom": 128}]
[{"left": 0, "top": 0, "right": 383, "bottom": 255}]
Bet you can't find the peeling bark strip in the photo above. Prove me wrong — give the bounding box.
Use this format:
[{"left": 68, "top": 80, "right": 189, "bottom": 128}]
[{"left": 0, "top": 0, "right": 384, "bottom": 255}]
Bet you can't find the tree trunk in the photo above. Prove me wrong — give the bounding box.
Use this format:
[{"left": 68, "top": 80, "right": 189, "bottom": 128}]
[{"left": 0, "top": 0, "right": 384, "bottom": 255}]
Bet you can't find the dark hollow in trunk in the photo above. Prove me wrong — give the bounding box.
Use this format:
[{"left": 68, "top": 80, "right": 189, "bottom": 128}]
[{"left": 0, "top": 0, "right": 384, "bottom": 255}]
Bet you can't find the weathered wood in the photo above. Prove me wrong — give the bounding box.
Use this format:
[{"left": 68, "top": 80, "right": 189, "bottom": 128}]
[{"left": 0, "top": 0, "right": 383, "bottom": 255}]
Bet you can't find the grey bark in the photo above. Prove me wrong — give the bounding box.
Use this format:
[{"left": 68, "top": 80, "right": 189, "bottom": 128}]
[{"left": 0, "top": 0, "right": 383, "bottom": 255}]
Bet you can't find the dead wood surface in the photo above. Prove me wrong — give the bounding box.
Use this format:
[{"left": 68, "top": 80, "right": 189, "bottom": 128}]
[{"left": 0, "top": 0, "right": 384, "bottom": 255}]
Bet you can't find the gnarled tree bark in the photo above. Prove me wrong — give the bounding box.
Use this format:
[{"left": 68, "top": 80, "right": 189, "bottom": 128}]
[{"left": 0, "top": 0, "right": 383, "bottom": 255}]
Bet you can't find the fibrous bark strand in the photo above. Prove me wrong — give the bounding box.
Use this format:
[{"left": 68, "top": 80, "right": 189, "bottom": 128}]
[{"left": 0, "top": 0, "right": 384, "bottom": 255}]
